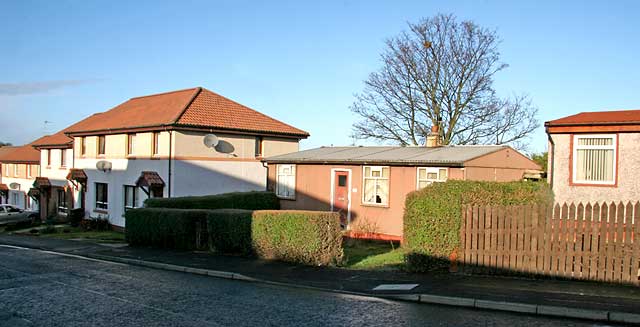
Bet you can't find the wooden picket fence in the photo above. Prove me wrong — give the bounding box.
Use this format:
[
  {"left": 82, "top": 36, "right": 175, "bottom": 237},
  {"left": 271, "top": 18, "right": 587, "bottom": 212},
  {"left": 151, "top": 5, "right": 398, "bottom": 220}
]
[{"left": 460, "top": 202, "right": 640, "bottom": 285}]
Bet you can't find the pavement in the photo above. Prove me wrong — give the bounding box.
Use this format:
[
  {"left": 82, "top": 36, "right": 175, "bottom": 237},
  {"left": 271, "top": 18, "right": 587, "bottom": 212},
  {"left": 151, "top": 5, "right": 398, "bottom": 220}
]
[{"left": 1, "top": 234, "right": 639, "bottom": 325}]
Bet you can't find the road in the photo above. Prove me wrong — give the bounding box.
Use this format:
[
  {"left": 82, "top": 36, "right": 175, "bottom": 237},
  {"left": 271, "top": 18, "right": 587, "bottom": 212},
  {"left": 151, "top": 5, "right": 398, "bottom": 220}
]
[{"left": 0, "top": 246, "right": 615, "bottom": 327}]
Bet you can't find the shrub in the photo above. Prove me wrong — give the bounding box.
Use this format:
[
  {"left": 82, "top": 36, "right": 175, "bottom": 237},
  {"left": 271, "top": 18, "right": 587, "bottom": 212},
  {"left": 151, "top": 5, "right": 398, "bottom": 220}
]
[
  {"left": 206, "top": 209, "right": 253, "bottom": 255},
  {"left": 252, "top": 210, "right": 343, "bottom": 266},
  {"left": 80, "top": 218, "right": 111, "bottom": 231},
  {"left": 403, "top": 180, "right": 553, "bottom": 272},
  {"left": 125, "top": 208, "right": 208, "bottom": 250},
  {"left": 144, "top": 191, "right": 280, "bottom": 210},
  {"left": 68, "top": 208, "right": 85, "bottom": 227}
]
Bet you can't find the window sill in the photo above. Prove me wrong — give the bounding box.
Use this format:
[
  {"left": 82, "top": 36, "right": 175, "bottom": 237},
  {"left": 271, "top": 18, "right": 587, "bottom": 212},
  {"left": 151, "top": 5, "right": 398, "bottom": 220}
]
[
  {"left": 277, "top": 195, "right": 296, "bottom": 201},
  {"left": 361, "top": 203, "right": 390, "bottom": 208},
  {"left": 93, "top": 209, "right": 108, "bottom": 214},
  {"left": 570, "top": 181, "right": 617, "bottom": 188}
]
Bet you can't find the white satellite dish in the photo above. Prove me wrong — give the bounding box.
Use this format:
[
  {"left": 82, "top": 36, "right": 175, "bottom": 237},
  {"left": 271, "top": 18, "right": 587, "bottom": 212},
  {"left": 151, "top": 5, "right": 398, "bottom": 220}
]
[
  {"left": 9, "top": 183, "right": 19, "bottom": 190},
  {"left": 203, "top": 134, "right": 219, "bottom": 148},
  {"left": 96, "top": 160, "right": 112, "bottom": 172}
]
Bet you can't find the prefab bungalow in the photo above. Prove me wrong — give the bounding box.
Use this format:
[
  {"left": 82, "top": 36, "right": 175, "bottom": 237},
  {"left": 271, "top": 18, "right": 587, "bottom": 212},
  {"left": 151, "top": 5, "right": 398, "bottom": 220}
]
[
  {"left": 546, "top": 109, "right": 640, "bottom": 203},
  {"left": 264, "top": 143, "right": 541, "bottom": 241}
]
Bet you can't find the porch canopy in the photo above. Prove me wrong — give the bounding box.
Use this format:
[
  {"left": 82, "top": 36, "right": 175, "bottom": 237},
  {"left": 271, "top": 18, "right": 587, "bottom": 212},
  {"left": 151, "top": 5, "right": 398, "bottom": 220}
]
[
  {"left": 136, "top": 171, "right": 165, "bottom": 197},
  {"left": 66, "top": 168, "right": 88, "bottom": 183},
  {"left": 0, "top": 184, "right": 8, "bottom": 192},
  {"left": 33, "top": 177, "right": 52, "bottom": 189}
]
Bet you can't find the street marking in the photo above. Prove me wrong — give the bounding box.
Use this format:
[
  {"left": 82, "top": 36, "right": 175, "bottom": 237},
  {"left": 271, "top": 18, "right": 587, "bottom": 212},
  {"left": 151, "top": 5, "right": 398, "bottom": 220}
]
[{"left": 372, "top": 284, "right": 419, "bottom": 291}]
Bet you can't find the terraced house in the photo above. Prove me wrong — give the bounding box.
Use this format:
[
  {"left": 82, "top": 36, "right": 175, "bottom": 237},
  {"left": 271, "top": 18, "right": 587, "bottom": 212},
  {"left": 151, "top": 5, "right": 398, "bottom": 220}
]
[
  {"left": 61, "top": 87, "right": 308, "bottom": 229},
  {"left": 0, "top": 144, "right": 40, "bottom": 210}
]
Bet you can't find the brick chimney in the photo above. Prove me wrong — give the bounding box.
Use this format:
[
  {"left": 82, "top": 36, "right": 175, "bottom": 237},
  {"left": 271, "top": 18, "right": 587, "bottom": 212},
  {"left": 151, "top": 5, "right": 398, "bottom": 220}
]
[{"left": 425, "top": 125, "right": 442, "bottom": 147}]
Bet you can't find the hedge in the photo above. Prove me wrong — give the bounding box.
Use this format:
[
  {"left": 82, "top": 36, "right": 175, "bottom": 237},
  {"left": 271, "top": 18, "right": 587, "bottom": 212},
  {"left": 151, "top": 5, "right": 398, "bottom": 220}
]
[
  {"left": 251, "top": 210, "right": 343, "bottom": 266},
  {"left": 206, "top": 209, "right": 253, "bottom": 254},
  {"left": 125, "top": 208, "right": 208, "bottom": 250},
  {"left": 126, "top": 207, "right": 343, "bottom": 266},
  {"left": 403, "top": 180, "right": 553, "bottom": 272},
  {"left": 144, "top": 191, "right": 280, "bottom": 210}
]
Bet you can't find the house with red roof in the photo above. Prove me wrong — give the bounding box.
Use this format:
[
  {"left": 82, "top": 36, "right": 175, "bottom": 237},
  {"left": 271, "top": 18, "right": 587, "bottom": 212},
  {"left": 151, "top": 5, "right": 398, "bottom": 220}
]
[
  {"left": 57, "top": 87, "right": 308, "bottom": 228},
  {"left": 545, "top": 109, "right": 640, "bottom": 203},
  {"left": 0, "top": 144, "right": 40, "bottom": 210}
]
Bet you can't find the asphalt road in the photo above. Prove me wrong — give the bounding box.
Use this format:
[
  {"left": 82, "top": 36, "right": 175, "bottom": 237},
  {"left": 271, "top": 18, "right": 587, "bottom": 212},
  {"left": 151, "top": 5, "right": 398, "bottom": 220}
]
[{"left": 0, "top": 246, "right": 617, "bottom": 327}]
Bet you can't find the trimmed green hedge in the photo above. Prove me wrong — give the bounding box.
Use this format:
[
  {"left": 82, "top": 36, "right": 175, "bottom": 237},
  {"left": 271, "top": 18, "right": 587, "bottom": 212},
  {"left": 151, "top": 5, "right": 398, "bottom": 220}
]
[
  {"left": 252, "top": 210, "right": 343, "bottom": 266},
  {"left": 403, "top": 180, "right": 553, "bottom": 272},
  {"left": 144, "top": 191, "right": 280, "bottom": 210},
  {"left": 206, "top": 209, "right": 253, "bottom": 254},
  {"left": 125, "top": 208, "right": 208, "bottom": 250},
  {"left": 126, "top": 207, "right": 343, "bottom": 266}
]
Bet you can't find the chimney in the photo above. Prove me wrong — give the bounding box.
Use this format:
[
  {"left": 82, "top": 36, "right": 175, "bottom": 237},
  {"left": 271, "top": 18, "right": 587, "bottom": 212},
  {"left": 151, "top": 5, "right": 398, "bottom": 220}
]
[{"left": 425, "top": 125, "right": 442, "bottom": 147}]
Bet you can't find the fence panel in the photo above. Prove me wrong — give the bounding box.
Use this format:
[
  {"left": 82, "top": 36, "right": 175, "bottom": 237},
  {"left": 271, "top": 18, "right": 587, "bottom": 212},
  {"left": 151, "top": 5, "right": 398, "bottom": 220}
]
[{"left": 460, "top": 201, "right": 639, "bottom": 285}]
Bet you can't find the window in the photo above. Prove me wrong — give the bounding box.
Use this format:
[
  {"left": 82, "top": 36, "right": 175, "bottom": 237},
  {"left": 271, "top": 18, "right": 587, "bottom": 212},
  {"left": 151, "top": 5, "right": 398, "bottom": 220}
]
[
  {"left": 60, "top": 149, "right": 67, "bottom": 167},
  {"left": 362, "top": 166, "right": 389, "bottom": 205},
  {"left": 255, "top": 136, "right": 264, "bottom": 157},
  {"left": 276, "top": 164, "right": 296, "bottom": 199},
  {"left": 80, "top": 137, "right": 86, "bottom": 156},
  {"left": 152, "top": 132, "right": 160, "bottom": 155},
  {"left": 57, "top": 189, "right": 67, "bottom": 214},
  {"left": 97, "top": 135, "right": 106, "bottom": 155},
  {"left": 338, "top": 175, "right": 347, "bottom": 187},
  {"left": 27, "top": 165, "right": 31, "bottom": 178},
  {"left": 95, "top": 182, "right": 108, "bottom": 210},
  {"left": 572, "top": 134, "right": 616, "bottom": 185},
  {"left": 124, "top": 185, "right": 138, "bottom": 211},
  {"left": 127, "top": 134, "right": 136, "bottom": 156},
  {"left": 4, "top": 164, "right": 9, "bottom": 176},
  {"left": 417, "top": 167, "right": 448, "bottom": 189},
  {"left": 45, "top": 149, "right": 51, "bottom": 166},
  {"left": 14, "top": 164, "right": 19, "bottom": 177}
]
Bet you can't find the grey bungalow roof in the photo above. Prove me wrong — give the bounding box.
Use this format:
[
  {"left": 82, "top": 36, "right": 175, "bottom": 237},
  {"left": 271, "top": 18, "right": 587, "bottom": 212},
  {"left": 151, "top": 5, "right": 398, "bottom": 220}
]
[{"left": 264, "top": 145, "right": 509, "bottom": 166}]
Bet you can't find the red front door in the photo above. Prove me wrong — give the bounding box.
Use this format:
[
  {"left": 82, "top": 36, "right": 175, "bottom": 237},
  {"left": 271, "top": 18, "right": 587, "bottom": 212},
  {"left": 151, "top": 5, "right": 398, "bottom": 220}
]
[{"left": 333, "top": 171, "right": 350, "bottom": 228}]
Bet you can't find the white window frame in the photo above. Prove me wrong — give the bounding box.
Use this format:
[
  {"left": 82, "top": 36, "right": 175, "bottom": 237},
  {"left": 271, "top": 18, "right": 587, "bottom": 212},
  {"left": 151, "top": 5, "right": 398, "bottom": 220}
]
[
  {"left": 5, "top": 164, "right": 9, "bottom": 176},
  {"left": 27, "top": 164, "right": 31, "bottom": 178},
  {"left": 416, "top": 167, "right": 448, "bottom": 189},
  {"left": 60, "top": 149, "right": 67, "bottom": 167},
  {"left": 13, "top": 164, "right": 18, "bottom": 177},
  {"left": 57, "top": 188, "right": 68, "bottom": 214},
  {"left": 95, "top": 182, "right": 109, "bottom": 210},
  {"left": 362, "top": 166, "right": 390, "bottom": 206},
  {"left": 276, "top": 164, "right": 296, "bottom": 199},
  {"left": 127, "top": 134, "right": 136, "bottom": 156},
  {"left": 572, "top": 134, "right": 617, "bottom": 185},
  {"left": 123, "top": 185, "right": 138, "bottom": 211}
]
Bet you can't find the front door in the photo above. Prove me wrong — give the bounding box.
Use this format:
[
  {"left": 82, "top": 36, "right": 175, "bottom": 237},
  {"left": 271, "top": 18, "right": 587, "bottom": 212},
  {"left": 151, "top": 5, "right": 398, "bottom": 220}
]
[{"left": 332, "top": 171, "right": 350, "bottom": 228}]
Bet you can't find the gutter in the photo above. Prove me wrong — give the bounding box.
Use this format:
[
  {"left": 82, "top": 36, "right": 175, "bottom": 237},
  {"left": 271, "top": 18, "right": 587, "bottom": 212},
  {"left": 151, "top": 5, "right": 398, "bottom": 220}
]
[{"left": 547, "top": 133, "right": 555, "bottom": 190}]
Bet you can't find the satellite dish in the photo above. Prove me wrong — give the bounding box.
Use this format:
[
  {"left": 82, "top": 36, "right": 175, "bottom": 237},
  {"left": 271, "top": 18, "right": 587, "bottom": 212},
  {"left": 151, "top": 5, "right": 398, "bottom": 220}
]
[
  {"left": 96, "top": 160, "right": 112, "bottom": 172},
  {"left": 9, "top": 183, "right": 19, "bottom": 190},
  {"left": 203, "top": 134, "right": 219, "bottom": 148}
]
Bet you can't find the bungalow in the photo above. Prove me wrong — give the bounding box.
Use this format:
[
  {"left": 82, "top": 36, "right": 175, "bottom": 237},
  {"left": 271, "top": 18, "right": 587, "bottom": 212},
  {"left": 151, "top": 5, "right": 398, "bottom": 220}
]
[
  {"left": 263, "top": 131, "right": 540, "bottom": 240},
  {"left": 545, "top": 109, "right": 640, "bottom": 203},
  {"left": 0, "top": 144, "right": 40, "bottom": 210},
  {"left": 58, "top": 87, "right": 308, "bottom": 229}
]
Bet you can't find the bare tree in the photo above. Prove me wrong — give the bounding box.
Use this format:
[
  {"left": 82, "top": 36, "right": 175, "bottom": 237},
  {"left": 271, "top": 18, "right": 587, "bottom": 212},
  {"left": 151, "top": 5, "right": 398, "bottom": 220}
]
[{"left": 351, "top": 14, "right": 538, "bottom": 147}]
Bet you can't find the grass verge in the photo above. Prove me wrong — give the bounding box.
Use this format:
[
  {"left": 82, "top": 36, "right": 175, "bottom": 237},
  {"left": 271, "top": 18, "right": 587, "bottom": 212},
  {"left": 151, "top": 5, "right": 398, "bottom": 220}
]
[{"left": 341, "top": 238, "right": 405, "bottom": 270}]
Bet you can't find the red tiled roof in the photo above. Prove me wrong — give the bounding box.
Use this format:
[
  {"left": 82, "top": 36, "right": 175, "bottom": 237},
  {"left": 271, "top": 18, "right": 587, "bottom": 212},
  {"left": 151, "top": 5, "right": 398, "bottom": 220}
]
[
  {"left": 34, "top": 177, "right": 51, "bottom": 188},
  {"left": 66, "top": 168, "right": 87, "bottom": 182},
  {"left": 65, "top": 87, "right": 309, "bottom": 138},
  {"left": 546, "top": 109, "right": 640, "bottom": 126},
  {"left": 0, "top": 144, "right": 39, "bottom": 163},
  {"left": 31, "top": 130, "right": 73, "bottom": 148},
  {"left": 0, "top": 184, "right": 8, "bottom": 191},
  {"left": 0, "top": 146, "right": 17, "bottom": 158}
]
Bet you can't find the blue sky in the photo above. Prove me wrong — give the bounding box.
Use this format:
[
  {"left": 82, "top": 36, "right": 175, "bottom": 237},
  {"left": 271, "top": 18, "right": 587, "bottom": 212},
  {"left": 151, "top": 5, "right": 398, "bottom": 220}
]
[{"left": 1, "top": 0, "right": 639, "bottom": 154}]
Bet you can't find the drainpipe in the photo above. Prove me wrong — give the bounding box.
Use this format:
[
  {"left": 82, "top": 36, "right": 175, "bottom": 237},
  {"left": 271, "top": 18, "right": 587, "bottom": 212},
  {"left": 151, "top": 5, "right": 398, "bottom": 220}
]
[
  {"left": 168, "top": 129, "right": 173, "bottom": 198},
  {"left": 262, "top": 161, "right": 268, "bottom": 191},
  {"left": 547, "top": 133, "right": 555, "bottom": 190}
]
